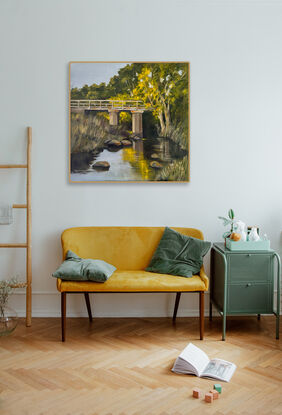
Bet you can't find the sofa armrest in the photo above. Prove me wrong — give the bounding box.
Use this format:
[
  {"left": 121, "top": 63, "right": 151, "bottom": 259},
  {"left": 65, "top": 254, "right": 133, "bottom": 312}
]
[
  {"left": 199, "top": 265, "right": 209, "bottom": 291},
  {"left": 56, "top": 278, "right": 62, "bottom": 292}
]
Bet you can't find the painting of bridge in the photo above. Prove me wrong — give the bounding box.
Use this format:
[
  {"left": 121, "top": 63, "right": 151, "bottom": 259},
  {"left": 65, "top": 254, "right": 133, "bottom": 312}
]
[
  {"left": 71, "top": 99, "right": 150, "bottom": 137},
  {"left": 69, "top": 61, "right": 189, "bottom": 182}
]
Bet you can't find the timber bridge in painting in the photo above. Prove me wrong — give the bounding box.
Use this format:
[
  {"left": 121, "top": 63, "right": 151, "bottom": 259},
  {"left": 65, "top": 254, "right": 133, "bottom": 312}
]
[{"left": 71, "top": 99, "right": 152, "bottom": 137}]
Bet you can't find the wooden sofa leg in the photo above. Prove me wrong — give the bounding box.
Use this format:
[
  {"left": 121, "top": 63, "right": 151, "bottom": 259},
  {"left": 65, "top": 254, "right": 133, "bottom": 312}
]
[
  {"left": 199, "top": 291, "right": 204, "bottom": 340},
  {"left": 173, "top": 292, "right": 181, "bottom": 322},
  {"left": 61, "top": 292, "right": 66, "bottom": 342},
  {"left": 84, "top": 293, "right": 93, "bottom": 322}
]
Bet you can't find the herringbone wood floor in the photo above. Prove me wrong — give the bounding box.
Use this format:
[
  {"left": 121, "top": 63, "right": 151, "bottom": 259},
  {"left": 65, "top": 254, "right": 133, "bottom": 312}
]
[{"left": 0, "top": 316, "right": 281, "bottom": 415}]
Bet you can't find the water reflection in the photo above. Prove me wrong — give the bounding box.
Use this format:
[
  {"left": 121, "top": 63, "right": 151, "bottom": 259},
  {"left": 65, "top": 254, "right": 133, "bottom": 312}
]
[
  {"left": 70, "top": 137, "right": 184, "bottom": 182},
  {"left": 71, "top": 152, "right": 93, "bottom": 172},
  {"left": 122, "top": 144, "right": 151, "bottom": 181}
]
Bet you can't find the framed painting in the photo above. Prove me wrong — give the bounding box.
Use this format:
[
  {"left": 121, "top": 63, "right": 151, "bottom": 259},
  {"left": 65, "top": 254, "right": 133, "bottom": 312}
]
[{"left": 69, "top": 61, "right": 190, "bottom": 182}]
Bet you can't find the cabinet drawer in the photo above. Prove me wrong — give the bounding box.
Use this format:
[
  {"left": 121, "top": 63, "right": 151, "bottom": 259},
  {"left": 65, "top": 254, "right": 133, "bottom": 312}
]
[
  {"left": 228, "top": 254, "right": 272, "bottom": 283},
  {"left": 227, "top": 283, "right": 273, "bottom": 313}
]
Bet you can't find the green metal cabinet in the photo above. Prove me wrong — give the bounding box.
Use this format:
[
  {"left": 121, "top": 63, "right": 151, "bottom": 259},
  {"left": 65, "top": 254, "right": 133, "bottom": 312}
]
[{"left": 210, "top": 243, "right": 280, "bottom": 340}]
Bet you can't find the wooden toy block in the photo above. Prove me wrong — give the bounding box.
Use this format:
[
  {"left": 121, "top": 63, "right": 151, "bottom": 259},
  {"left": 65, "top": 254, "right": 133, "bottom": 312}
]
[
  {"left": 213, "top": 383, "right": 222, "bottom": 394},
  {"left": 210, "top": 389, "right": 219, "bottom": 399},
  {"left": 192, "top": 388, "right": 201, "bottom": 398},
  {"left": 205, "top": 393, "right": 213, "bottom": 403}
]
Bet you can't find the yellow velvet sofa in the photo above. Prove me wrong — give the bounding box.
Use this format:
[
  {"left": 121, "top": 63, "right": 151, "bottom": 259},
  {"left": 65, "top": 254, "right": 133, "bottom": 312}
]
[{"left": 56, "top": 226, "right": 209, "bottom": 341}]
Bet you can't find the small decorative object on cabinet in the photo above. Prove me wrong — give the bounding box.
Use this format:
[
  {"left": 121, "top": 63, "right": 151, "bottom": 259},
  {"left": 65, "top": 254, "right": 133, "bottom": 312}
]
[
  {"left": 218, "top": 208, "right": 236, "bottom": 241},
  {"left": 234, "top": 220, "right": 247, "bottom": 241},
  {"left": 248, "top": 226, "right": 260, "bottom": 241},
  {"left": 210, "top": 243, "right": 280, "bottom": 340}
]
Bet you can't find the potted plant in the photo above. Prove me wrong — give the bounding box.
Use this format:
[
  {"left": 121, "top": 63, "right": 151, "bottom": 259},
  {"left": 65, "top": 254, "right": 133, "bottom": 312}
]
[
  {"left": 0, "top": 278, "right": 24, "bottom": 336},
  {"left": 218, "top": 209, "right": 236, "bottom": 245}
]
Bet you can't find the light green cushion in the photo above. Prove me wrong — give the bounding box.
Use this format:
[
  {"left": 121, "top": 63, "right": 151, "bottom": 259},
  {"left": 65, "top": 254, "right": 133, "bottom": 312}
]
[
  {"left": 52, "top": 250, "right": 116, "bottom": 282},
  {"left": 146, "top": 227, "right": 211, "bottom": 278}
]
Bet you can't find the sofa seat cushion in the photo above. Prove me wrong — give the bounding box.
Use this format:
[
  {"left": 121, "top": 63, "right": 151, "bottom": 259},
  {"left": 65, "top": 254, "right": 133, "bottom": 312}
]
[{"left": 56, "top": 269, "right": 208, "bottom": 293}]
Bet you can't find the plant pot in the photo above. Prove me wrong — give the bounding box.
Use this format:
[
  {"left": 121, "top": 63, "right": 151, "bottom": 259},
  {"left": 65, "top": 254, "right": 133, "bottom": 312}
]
[{"left": 0, "top": 305, "right": 18, "bottom": 336}]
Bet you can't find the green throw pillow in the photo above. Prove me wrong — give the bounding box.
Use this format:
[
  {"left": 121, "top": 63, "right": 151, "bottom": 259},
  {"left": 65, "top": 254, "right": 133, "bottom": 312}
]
[
  {"left": 146, "top": 227, "right": 211, "bottom": 278},
  {"left": 52, "top": 250, "right": 116, "bottom": 282}
]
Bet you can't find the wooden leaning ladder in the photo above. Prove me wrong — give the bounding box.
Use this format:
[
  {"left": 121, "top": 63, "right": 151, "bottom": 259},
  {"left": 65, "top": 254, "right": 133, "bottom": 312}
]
[{"left": 0, "top": 127, "right": 32, "bottom": 326}]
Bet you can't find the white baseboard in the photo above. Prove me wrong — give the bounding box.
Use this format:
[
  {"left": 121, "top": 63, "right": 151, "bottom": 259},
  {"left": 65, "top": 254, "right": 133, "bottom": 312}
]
[
  {"left": 13, "top": 309, "right": 206, "bottom": 318},
  {"left": 9, "top": 290, "right": 282, "bottom": 318},
  {"left": 9, "top": 291, "right": 208, "bottom": 318}
]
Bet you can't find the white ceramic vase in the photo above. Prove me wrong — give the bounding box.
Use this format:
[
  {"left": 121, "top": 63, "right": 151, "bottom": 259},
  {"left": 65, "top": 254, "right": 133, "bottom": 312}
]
[{"left": 248, "top": 227, "right": 260, "bottom": 242}]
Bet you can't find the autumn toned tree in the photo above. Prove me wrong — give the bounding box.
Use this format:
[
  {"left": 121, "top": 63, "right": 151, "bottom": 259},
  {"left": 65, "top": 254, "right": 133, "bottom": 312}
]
[{"left": 132, "top": 63, "right": 188, "bottom": 137}]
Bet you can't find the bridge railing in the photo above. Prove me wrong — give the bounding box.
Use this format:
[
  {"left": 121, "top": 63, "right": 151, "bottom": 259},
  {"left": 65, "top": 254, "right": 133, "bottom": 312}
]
[{"left": 70, "top": 99, "right": 148, "bottom": 111}]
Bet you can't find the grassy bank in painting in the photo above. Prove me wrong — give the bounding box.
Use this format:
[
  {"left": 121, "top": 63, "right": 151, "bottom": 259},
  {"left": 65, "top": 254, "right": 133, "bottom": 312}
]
[
  {"left": 156, "top": 158, "right": 188, "bottom": 181},
  {"left": 71, "top": 112, "right": 131, "bottom": 153},
  {"left": 71, "top": 62, "right": 189, "bottom": 181}
]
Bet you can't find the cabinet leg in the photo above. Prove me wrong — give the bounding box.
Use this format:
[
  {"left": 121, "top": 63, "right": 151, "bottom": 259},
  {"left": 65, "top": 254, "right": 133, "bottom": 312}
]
[
  {"left": 209, "top": 300, "right": 212, "bottom": 322},
  {"left": 274, "top": 252, "right": 280, "bottom": 340},
  {"left": 222, "top": 312, "right": 226, "bottom": 341}
]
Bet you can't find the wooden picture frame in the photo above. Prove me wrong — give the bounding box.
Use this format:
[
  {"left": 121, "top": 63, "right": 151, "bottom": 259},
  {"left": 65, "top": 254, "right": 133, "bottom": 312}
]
[{"left": 69, "top": 61, "right": 190, "bottom": 183}]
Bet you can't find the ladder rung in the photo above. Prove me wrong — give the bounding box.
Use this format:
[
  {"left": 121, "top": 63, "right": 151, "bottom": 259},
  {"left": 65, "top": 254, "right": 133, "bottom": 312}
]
[
  {"left": 0, "top": 243, "right": 27, "bottom": 248},
  {"left": 0, "top": 164, "right": 27, "bottom": 168},
  {"left": 13, "top": 204, "right": 27, "bottom": 209}
]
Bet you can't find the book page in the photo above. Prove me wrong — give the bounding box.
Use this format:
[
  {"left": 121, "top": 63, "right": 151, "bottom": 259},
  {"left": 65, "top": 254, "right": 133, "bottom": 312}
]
[
  {"left": 202, "top": 358, "right": 236, "bottom": 382},
  {"left": 171, "top": 357, "right": 197, "bottom": 375},
  {"left": 178, "top": 343, "right": 210, "bottom": 377}
]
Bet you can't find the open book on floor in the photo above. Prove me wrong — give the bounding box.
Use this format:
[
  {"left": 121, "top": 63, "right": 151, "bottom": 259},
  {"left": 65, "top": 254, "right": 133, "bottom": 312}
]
[{"left": 172, "top": 343, "right": 236, "bottom": 382}]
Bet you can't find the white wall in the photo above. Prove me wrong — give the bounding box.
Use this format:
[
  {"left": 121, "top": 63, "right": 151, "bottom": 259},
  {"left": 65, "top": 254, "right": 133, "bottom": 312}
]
[{"left": 0, "top": 0, "right": 282, "bottom": 318}]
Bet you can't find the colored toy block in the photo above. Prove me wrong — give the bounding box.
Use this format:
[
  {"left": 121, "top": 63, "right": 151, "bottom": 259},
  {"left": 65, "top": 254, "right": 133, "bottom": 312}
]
[
  {"left": 205, "top": 393, "right": 213, "bottom": 403},
  {"left": 209, "top": 390, "right": 219, "bottom": 399},
  {"left": 192, "top": 388, "right": 201, "bottom": 399},
  {"left": 214, "top": 383, "right": 222, "bottom": 393}
]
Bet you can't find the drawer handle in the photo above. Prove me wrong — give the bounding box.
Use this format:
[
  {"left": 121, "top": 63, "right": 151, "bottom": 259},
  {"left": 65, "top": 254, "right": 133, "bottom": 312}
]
[
  {"left": 247, "top": 254, "right": 251, "bottom": 257},
  {"left": 246, "top": 283, "right": 251, "bottom": 287}
]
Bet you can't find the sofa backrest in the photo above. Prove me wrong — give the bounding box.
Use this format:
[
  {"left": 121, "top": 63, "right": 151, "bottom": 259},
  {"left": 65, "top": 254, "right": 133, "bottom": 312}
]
[{"left": 61, "top": 227, "right": 204, "bottom": 270}]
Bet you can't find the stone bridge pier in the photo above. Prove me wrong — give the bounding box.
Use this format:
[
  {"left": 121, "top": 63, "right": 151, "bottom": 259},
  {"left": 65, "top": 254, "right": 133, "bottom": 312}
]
[
  {"left": 108, "top": 110, "right": 119, "bottom": 127},
  {"left": 108, "top": 109, "right": 144, "bottom": 137},
  {"left": 131, "top": 111, "right": 143, "bottom": 137}
]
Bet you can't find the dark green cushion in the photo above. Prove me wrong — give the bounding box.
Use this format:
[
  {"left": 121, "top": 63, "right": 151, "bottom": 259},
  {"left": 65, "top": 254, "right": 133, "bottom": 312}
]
[
  {"left": 52, "top": 250, "right": 116, "bottom": 282},
  {"left": 146, "top": 227, "right": 211, "bottom": 278}
]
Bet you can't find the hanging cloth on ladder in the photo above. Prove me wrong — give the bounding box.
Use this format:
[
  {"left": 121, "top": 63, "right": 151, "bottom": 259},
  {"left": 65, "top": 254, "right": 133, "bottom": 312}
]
[{"left": 0, "top": 204, "right": 13, "bottom": 225}]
